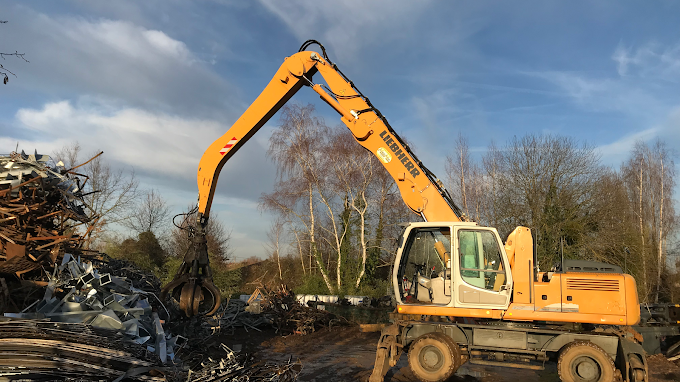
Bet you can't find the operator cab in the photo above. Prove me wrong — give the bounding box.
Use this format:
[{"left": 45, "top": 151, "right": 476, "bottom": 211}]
[{"left": 395, "top": 222, "right": 513, "bottom": 310}]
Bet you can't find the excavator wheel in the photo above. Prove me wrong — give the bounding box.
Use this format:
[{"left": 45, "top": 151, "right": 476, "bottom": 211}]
[
  {"left": 408, "top": 332, "right": 460, "bottom": 382},
  {"left": 666, "top": 338, "right": 680, "bottom": 359},
  {"left": 557, "top": 341, "right": 615, "bottom": 382},
  {"left": 627, "top": 354, "right": 647, "bottom": 382}
]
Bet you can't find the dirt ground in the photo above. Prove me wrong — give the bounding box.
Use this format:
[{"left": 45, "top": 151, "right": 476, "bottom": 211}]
[{"left": 211, "top": 326, "right": 680, "bottom": 382}]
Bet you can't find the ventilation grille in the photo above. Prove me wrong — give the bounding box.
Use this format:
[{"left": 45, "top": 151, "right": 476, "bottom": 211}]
[{"left": 566, "top": 278, "right": 619, "bottom": 292}]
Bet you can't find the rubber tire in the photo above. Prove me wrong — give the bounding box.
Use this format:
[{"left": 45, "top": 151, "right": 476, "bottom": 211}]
[
  {"left": 628, "top": 355, "right": 647, "bottom": 382},
  {"left": 557, "top": 341, "right": 616, "bottom": 382},
  {"left": 408, "top": 333, "right": 461, "bottom": 382},
  {"left": 666, "top": 338, "right": 680, "bottom": 358}
]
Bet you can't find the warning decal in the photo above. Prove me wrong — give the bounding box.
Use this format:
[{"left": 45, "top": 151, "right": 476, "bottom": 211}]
[{"left": 220, "top": 137, "right": 238, "bottom": 156}]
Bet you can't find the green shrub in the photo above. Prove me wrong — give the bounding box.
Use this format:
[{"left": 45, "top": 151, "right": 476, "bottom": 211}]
[{"left": 293, "top": 273, "right": 331, "bottom": 295}]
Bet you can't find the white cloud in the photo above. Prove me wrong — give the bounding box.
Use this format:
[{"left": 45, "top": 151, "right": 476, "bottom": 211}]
[
  {"left": 17, "top": 101, "right": 75, "bottom": 131},
  {"left": 597, "top": 127, "right": 658, "bottom": 161},
  {"left": 257, "top": 0, "right": 432, "bottom": 60},
  {"left": 596, "top": 106, "right": 680, "bottom": 167},
  {"left": 59, "top": 19, "right": 195, "bottom": 65},
  {"left": 7, "top": 7, "right": 238, "bottom": 117},
  {"left": 613, "top": 41, "right": 680, "bottom": 81},
  {"left": 14, "top": 100, "right": 215, "bottom": 176},
  {"left": 534, "top": 40, "right": 680, "bottom": 136},
  {"left": 534, "top": 70, "right": 667, "bottom": 117},
  {"left": 8, "top": 99, "right": 277, "bottom": 202}
]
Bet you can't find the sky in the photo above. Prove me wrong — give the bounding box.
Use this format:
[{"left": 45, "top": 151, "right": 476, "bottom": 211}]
[{"left": 1, "top": 1, "right": 679, "bottom": 260}]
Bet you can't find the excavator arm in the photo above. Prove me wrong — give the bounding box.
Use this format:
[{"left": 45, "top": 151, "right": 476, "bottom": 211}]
[
  {"left": 199, "top": 40, "right": 463, "bottom": 223},
  {"left": 162, "top": 40, "right": 463, "bottom": 317}
]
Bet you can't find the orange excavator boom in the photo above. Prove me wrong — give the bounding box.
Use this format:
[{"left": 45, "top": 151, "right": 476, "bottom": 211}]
[{"left": 196, "top": 41, "right": 463, "bottom": 224}]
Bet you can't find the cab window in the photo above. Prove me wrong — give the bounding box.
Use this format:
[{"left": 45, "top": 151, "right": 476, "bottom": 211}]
[{"left": 458, "top": 230, "right": 505, "bottom": 291}]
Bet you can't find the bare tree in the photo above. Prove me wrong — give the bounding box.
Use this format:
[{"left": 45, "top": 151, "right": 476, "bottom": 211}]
[
  {"left": 52, "top": 142, "right": 138, "bottom": 247},
  {"left": 327, "top": 128, "right": 375, "bottom": 288},
  {"left": 292, "top": 228, "right": 307, "bottom": 275},
  {"left": 266, "top": 218, "right": 286, "bottom": 282},
  {"left": 262, "top": 104, "right": 414, "bottom": 293},
  {"left": 463, "top": 135, "right": 603, "bottom": 267},
  {"left": 262, "top": 104, "right": 336, "bottom": 293},
  {"left": 623, "top": 140, "right": 677, "bottom": 302},
  {"left": 445, "top": 133, "right": 471, "bottom": 218},
  {"left": 482, "top": 141, "right": 503, "bottom": 227},
  {"left": 53, "top": 141, "right": 82, "bottom": 168},
  {"left": 123, "top": 189, "right": 171, "bottom": 235},
  {"left": 624, "top": 152, "right": 650, "bottom": 298},
  {"left": 1, "top": 20, "right": 29, "bottom": 85}
]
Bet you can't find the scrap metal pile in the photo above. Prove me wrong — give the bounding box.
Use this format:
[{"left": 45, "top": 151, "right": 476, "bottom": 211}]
[
  {"left": 207, "top": 287, "right": 343, "bottom": 337},
  {"left": 4, "top": 253, "right": 186, "bottom": 362},
  {"left": 0, "top": 150, "right": 303, "bottom": 382},
  {"left": 187, "top": 344, "right": 302, "bottom": 382},
  {"left": 0, "top": 151, "right": 96, "bottom": 290},
  {"left": 0, "top": 320, "right": 172, "bottom": 381},
  {"left": 208, "top": 299, "right": 271, "bottom": 335},
  {"left": 260, "top": 286, "right": 342, "bottom": 335},
  {"left": 1, "top": 250, "right": 188, "bottom": 380},
  {"left": 0, "top": 152, "right": 185, "bottom": 369}
]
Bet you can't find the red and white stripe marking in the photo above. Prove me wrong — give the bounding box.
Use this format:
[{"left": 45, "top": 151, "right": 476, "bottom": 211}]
[{"left": 219, "top": 137, "right": 238, "bottom": 155}]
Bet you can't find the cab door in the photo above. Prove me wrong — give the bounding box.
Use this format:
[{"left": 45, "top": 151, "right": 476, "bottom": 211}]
[
  {"left": 394, "top": 225, "right": 453, "bottom": 306},
  {"left": 453, "top": 227, "right": 512, "bottom": 309}
]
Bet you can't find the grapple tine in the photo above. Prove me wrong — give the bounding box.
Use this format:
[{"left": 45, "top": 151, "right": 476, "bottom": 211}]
[
  {"left": 202, "top": 278, "right": 222, "bottom": 316},
  {"left": 161, "top": 223, "right": 222, "bottom": 317}
]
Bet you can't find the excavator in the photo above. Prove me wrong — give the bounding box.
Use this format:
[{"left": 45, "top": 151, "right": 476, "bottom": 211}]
[{"left": 161, "top": 40, "right": 648, "bottom": 382}]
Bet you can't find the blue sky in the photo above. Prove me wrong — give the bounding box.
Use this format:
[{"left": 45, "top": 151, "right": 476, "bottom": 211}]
[{"left": 1, "top": 1, "right": 679, "bottom": 259}]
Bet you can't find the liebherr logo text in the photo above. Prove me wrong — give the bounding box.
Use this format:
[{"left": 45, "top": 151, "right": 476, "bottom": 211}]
[{"left": 379, "top": 130, "right": 420, "bottom": 178}]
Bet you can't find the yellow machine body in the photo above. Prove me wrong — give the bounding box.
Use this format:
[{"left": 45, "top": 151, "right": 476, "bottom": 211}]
[{"left": 394, "top": 224, "right": 640, "bottom": 326}]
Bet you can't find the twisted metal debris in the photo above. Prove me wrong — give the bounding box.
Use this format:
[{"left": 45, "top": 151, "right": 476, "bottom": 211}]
[
  {"left": 0, "top": 151, "right": 182, "bottom": 380},
  {"left": 0, "top": 150, "right": 96, "bottom": 281},
  {"left": 0, "top": 149, "right": 303, "bottom": 382},
  {"left": 0, "top": 320, "right": 172, "bottom": 381},
  {"left": 188, "top": 344, "right": 302, "bottom": 382},
  {"left": 207, "top": 299, "right": 271, "bottom": 335},
  {"left": 260, "top": 285, "right": 342, "bottom": 335},
  {"left": 0, "top": 150, "right": 184, "bottom": 365}
]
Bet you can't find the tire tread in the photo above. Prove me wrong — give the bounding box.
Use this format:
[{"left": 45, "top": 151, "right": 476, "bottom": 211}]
[
  {"left": 408, "top": 333, "right": 460, "bottom": 382},
  {"left": 557, "top": 340, "right": 615, "bottom": 382}
]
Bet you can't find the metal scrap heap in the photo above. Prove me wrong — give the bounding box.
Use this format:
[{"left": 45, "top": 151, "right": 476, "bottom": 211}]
[
  {"left": 0, "top": 151, "right": 95, "bottom": 286},
  {"left": 4, "top": 253, "right": 186, "bottom": 360},
  {"left": 0, "top": 150, "right": 303, "bottom": 382},
  {"left": 0, "top": 320, "right": 170, "bottom": 381},
  {"left": 188, "top": 344, "right": 302, "bottom": 382},
  {"left": 0, "top": 151, "right": 189, "bottom": 380},
  {"left": 207, "top": 299, "right": 271, "bottom": 335},
  {"left": 1, "top": 252, "right": 189, "bottom": 380},
  {"left": 261, "top": 286, "right": 341, "bottom": 335}
]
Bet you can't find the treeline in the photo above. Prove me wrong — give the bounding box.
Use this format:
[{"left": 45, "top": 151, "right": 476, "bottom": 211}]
[
  {"left": 262, "top": 104, "right": 678, "bottom": 303},
  {"left": 445, "top": 134, "right": 677, "bottom": 303},
  {"left": 51, "top": 104, "right": 678, "bottom": 303}
]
